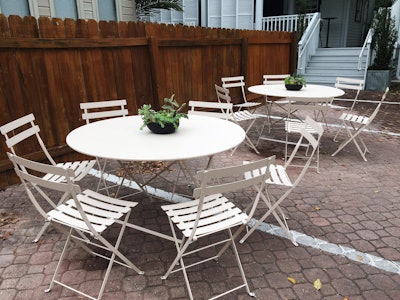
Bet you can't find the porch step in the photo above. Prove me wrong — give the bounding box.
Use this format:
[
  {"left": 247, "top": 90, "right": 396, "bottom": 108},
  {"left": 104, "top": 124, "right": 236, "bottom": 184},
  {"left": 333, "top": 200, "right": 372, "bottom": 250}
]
[{"left": 302, "top": 47, "right": 367, "bottom": 86}]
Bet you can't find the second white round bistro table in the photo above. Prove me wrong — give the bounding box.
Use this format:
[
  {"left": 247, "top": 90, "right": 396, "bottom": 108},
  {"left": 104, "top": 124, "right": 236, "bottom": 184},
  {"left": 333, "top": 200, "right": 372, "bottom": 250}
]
[{"left": 248, "top": 83, "right": 345, "bottom": 99}]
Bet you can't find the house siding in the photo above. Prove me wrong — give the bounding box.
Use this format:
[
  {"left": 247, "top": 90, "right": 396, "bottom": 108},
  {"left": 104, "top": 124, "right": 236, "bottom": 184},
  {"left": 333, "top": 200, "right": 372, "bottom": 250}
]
[
  {"left": 120, "top": 0, "right": 135, "bottom": 21},
  {"left": 346, "top": 0, "right": 365, "bottom": 47},
  {"left": 320, "top": 0, "right": 345, "bottom": 47},
  {"left": 37, "top": 0, "right": 51, "bottom": 16}
]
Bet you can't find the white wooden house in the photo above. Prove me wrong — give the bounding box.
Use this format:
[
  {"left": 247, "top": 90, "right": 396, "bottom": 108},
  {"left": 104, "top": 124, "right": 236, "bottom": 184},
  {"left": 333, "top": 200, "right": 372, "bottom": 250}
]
[{"left": 1, "top": 0, "right": 399, "bottom": 85}]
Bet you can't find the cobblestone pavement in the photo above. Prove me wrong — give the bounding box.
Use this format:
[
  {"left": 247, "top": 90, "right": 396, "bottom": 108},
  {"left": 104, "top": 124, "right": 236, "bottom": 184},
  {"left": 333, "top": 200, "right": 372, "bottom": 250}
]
[{"left": 0, "top": 91, "right": 399, "bottom": 300}]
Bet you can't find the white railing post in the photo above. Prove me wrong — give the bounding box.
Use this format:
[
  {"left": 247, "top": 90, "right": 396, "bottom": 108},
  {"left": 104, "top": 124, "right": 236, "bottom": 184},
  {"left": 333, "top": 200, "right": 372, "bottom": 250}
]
[
  {"left": 261, "top": 13, "right": 315, "bottom": 33},
  {"left": 261, "top": 12, "right": 321, "bottom": 75},
  {"left": 297, "top": 13, "right": 321, "bottom": 74}
]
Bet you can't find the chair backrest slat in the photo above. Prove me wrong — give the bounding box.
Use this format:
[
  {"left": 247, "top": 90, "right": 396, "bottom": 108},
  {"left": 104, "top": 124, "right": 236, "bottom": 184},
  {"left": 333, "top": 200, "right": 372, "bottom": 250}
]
[
  {"left": 1, "top": 113, "right": 56, "bottom": 165},
  {"left": 188, "top": 100, "right": 232, "bottom": 119},
  {"left": 5, "top": 125, "right": 40, "bottom": 149},
  {"left": 193, "top": 156, "right": 275, "bottom": 199},
  {"left": 80, "top": 99, "right": 128, "bottom": 124},
  {"left": 263, "top": 74, "right": 290, "bottom": 85},
  {"left": 215, "top": 84, "right": 232, "bottom": 105},
  {"left": 0, "top": 113, "right": 35, "bottom": 134},
  {"left": 221, "top": 75, "right": 247, "bottom": 103}
]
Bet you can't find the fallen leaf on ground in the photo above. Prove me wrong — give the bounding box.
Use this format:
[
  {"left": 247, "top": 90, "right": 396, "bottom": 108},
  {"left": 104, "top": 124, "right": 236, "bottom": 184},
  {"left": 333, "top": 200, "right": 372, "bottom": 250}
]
[
  {"left": 287, "top": 277, "right": 297, "bottom": 284},
  {"left": 313, "top": 278, "right": 322, "bottom": 290},
  {"left": 1, "top": 231, "right": 12, "bottom": 240}
]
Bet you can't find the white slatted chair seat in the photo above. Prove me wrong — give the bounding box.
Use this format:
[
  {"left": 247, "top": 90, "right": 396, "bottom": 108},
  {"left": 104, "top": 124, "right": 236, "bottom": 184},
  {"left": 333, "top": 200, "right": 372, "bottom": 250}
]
[
  {"left": 232, "top": 110, "right": 258, "bottom": 122},
  {"left": 340, "top": 112, "right": 369, "bottom": 124},
  {"left": 161, "top": 156, "right": 274, "bottom": 300},
  {"left": 285, "top": 120, "right": 320, "bottom": 136},
  {"left": 48, "top": 190, "right": 133, "bottom": 234},
  {"left": 163, "top": 194, "right": 247, "bottom": 239},
  {"left": 240, "top": 117, "right": 324, "bottom": 246},
  {"left": 0, "top": 113, "right": 96, "bottom": 242},
  {"left": 7, "top": 153, "right": 143, "bottom": 300}
]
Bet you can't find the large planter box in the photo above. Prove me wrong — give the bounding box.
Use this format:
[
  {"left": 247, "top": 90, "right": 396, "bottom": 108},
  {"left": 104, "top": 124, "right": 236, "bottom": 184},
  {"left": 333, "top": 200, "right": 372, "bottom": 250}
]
[{"left": 365, "top": 70, "right": 391, "bottom": 92}]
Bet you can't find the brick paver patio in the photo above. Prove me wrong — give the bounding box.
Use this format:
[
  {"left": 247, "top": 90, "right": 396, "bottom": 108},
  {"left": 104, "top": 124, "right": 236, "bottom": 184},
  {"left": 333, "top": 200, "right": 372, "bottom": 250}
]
[{"left": 1, "top": 92, "right": 399, "bottom": 299}]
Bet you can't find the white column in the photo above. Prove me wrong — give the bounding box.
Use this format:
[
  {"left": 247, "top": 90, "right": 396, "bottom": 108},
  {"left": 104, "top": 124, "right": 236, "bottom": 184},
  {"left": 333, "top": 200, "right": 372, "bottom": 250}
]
[
  {"left": 201, "top": 0, "right": 207, "bottom": 27},
  {"left": 255, "top": 0, "right": 263, "bottom": 30},
  {"left": 288, "top": 0, "right": 296, "bottom": 14}
]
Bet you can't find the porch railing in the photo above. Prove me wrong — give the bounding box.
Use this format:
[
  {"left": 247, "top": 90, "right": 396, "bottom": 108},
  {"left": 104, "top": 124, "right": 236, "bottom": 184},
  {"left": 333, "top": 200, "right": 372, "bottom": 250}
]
[
  {"left": 262, "top": 13, "right": 315, "bottom": 32},
  {"left": 297, "top": 13, "right": 321, "bottom": 74},
  {"left": 358, "top": 29, "right": 372, "bottom": 83}
]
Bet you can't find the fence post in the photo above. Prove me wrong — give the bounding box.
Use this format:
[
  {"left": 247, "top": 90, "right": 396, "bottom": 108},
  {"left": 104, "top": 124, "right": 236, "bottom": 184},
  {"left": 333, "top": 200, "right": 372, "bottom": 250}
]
[
  {"left": 241, "top": 37, "right": 248, "bottom": 78},
  {"left": 148, "top": 36, "right": 161, "bottom": 110}
]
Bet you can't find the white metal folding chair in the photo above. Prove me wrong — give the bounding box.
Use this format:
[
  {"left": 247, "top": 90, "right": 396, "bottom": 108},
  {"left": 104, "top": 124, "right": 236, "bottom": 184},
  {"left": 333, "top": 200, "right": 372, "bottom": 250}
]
[
  {"left": 80, "top": 99, "right": 129, "bottom": 196},
  {"left": 262, "top": 74, "right": 291, "bottom": 132},
  {"left": 240, "top": 116, "right": 324, "bottom": 245},
  {"left": 0, "top": 113, "right": 96, "bottom": 242},
  {"left": 215, "top": 84, "right": 265, "bottom": 155},
  {"left": 284, "top": 99, "right": 329, "bottom": 172},
  {"left": 332, "top": 87, "right": 389, "bottom": 161},
  {"left": 221, "top": 75, "right": 261, "bottom": 111},
  {"left": 330, "top": 77, "right": 365, "bottom": 138},
  {"left": 7, "top": 152, "right": 143, "bottom": 300},
  {"left": 160, "top": 156, "right": 274, "bottom": 300}
]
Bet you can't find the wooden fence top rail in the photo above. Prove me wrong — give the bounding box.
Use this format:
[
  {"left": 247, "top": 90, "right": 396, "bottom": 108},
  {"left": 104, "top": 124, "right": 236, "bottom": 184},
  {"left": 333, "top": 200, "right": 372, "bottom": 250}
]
[
  {"left": 0, "top": 35, "right": 293, "bottom": 49},
  {"left": 0, "top": 37, "right": 149, "bottom": 48}
]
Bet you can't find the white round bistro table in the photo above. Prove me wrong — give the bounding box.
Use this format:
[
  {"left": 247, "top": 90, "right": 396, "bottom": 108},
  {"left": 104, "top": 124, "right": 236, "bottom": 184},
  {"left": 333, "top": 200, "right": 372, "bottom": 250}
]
[
  {"left": 248, "top": 83, "right": 345, "bottom": 99},
  {"left": 66, "top": 115, "right": 245, "bottom": 242},
  {"left": 67, "top": 115, "right": 245, "bottom": 162}
]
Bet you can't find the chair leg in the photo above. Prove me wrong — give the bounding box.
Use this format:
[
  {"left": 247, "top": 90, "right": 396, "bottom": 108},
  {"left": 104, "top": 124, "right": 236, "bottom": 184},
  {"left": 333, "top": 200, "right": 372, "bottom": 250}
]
[
  {"left": 232, "top": 119, "right": 259, "bottom": 156},
  {"left": 227, "top": 229, "right": 255, "bottom": 298},
  {"left": 332, "top": 125, "right": 368, "bottom": 161},
  {"left": 45, "top": 228, "right": 73, "bottom": 293},
  {"left": 333, "top": 121, "right": 346, "bottom": 142},
  {"left": 239, "top": 191, "right": 298, "bottom": 246},
  {"left": 33, "top": 221, "right": 50, "bottom": 243}
]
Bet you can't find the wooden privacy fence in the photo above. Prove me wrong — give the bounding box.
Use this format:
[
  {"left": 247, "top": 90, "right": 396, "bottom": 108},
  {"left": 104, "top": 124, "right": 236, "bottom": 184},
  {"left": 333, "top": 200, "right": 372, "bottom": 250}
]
[{"left": 0, "top": 14, "right": 296, "bottom": 189}]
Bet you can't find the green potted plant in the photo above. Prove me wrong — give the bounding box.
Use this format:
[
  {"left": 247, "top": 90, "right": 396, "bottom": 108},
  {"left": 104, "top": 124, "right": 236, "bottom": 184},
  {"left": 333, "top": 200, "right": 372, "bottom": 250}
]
[
  {"left": 284, "top": 74, "right": 307, "bottom": 90},
  {"left": 138, "top": 94, "right": 187, "bottom": 134},
  {"left": 366, "top": 0, "right": 398, "bottom": 91}
]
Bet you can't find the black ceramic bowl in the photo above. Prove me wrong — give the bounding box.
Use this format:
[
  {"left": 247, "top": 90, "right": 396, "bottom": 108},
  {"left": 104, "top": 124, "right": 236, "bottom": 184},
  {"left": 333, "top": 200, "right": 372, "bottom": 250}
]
[
  {"left": 147, "top": 122, "right": 176, "bottom": 134},
  {"left": 285, "top": 84, "right": 303, "bottom": 91}
]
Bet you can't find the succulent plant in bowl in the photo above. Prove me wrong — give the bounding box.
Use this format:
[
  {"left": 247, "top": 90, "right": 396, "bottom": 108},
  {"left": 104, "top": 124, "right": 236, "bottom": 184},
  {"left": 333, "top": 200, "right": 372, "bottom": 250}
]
[
  {"left": 284, "top": 74, "right": 307, "bottom": 90},
  {"left": 138, "top": 94, "right": 187, "bottom": 134}
]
